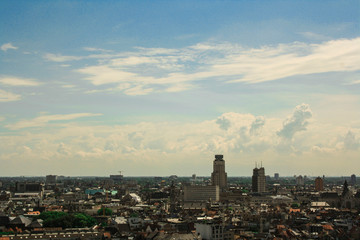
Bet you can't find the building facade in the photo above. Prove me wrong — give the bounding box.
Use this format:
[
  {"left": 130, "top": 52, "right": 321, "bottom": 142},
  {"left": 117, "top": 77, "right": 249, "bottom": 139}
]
[
  {"left": 252, "top": 166, "right": 266, "bottom": 193},
  {"left": 46, "top": 175, "right": 57, "bottom": 184},
  {"left": 183, "top": 185, "right": 219, "bottom": 202},
  {"left": 296, "top": 175, "right": 304, "bottom": 186},
  {"left": 195, "top": 222, "right": 233, "bottom": 240},
  {"left": 211, "top": 155, "right": 227, "bottom": 189},
  {"left": 274, "top": 173, "right": 279, "bottom": 181},
  {"left": 350, "top": 174, "right": 356, "bottom": 186},
  {"left": 315, "top": 177, "right": 324, "bottom": 191}
]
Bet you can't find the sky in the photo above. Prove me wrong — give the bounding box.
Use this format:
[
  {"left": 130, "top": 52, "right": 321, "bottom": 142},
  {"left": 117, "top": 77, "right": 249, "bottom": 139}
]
[{"left": 0, "top": 0, "right": 359, "bottom": 177}]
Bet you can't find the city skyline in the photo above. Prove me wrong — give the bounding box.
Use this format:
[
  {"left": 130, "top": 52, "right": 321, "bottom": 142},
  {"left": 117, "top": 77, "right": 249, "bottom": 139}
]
[{"left": 0, "top": 1, "right": 359, "bottom": 176}]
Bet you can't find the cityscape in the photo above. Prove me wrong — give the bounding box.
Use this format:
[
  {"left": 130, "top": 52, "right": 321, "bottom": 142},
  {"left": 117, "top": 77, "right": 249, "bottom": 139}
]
[
  {"left": 1, "top": 1, "right": 360, "bottom": 239},
  {"left": 0, "top": 155, "right": 359, "bottom": 239}
]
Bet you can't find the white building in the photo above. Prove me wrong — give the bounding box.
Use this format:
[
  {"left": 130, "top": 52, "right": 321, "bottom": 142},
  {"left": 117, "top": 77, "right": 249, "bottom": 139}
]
[{"left": 195, "top": 222, "right": 233, "bottom": 240}]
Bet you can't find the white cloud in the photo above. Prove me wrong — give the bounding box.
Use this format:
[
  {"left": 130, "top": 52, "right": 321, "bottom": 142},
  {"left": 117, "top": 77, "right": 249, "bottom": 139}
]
[
  {"left": 1, "top": 43, "right": 18, "bottom": 51},
  {"left": 6, "top": 113, "right": 102, "bottom": 130},
  {"left": 69, "top": 37, "right": 360, "bottom": 95},
  {"left": 277, "top": 104, "right": 312, "bottom": 139},
  {"left": 250, "top": 116, "right": 266, "bottom": 135},
  {"left": 165, "top": 83, "right": 194, "bottom": 93},
  {"left": 124, "top": 85, "right": 154, "bottom": 96},
  {"left": 0, "top": 89, "right": 21, "bottom": 102},
  {"left": 77, "top": 65, "right": 139, "bottom": 85},
  {"left": 0, "top": 76, "right": 41, "bottom": 86},
  {"left": 348, "top": 79, "right": 360, "bottom": 85},
  {"left": 298, "top": 32, "right": 329, "bottom": 41},
  {"left": 343, "top": 131, "right": 359, "bottom": 150},
  {"left": 43, "top": 53, "right": 83, "bottom": 62},
  {"left": 61, "top": 84, "right": 76, "bottom": 88},
  {"left": 0, "top": 104, "right": 359, "bottom": 176},
  {"left": 83, "top": 47, "right": 112, "bottom": 52}
]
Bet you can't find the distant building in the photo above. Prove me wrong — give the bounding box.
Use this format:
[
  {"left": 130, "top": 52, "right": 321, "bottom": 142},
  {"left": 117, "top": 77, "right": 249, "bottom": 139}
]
[
  {"left": 211, "top": 155, "right": 227, "bottom": 190},
  {"left": 304, "top": 175, "right": 308, "bottom": 183},
  {"left": 296, "top": 175, "right": 304, "bottom": 186},
  {"left": 169, "top": 175, "right": 178, "bottom": 181},
  {"left": 315, "top": 177, "right": 324, "bottom": 191},
  {"left": 266, "top": 175, "right": 271, "bottom": 182},
  {"left": 190, "top": 174, "right": 197, "bottom": 185},
  {"left": 46, "top": 175, "right": 57, "bottom": 184},
  {"left": 350, "top": 174, "right": 356, "bottom": 186},
  {"left": 195, "top": 222, "right": 233, "bottom": 240},
  {"left": 252, "top": 165, "right": 266, "bottom": 193},
  {"left": 110, "top": 174, "right": 123, "bottom": 183},
  {"left": 15, "top": 182, "right": 43, "bottom": 193},
  {"left": 183, "top": 185, "right": 219, "bottom": 202},
  {"left": 274, "top": 173, "right": 279, "bottom": 181}
]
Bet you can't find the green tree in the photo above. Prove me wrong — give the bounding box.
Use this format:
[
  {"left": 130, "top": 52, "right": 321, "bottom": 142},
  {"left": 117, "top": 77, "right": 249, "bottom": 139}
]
[
  {"left": 39, "top": 211, "right": 96, "bottom": 228},
  {"left": 291, "top": 203, "right": 300, "bottom": 208},
  {"left": 97, "top": 207, "right": 112, "bottom": 216}
]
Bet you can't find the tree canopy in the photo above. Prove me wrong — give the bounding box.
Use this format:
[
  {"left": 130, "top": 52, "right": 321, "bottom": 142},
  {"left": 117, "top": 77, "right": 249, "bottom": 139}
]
[
  {"left": 39, "top": 211, "right": 96, "bottom": 228},
  {"left": 97, "top": 207, "right": 113, "bottom": 216}
]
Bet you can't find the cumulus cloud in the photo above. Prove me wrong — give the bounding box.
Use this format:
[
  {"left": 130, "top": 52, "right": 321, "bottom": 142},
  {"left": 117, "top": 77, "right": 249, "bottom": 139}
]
[
  {"left": 216, "top": 115, "right": 232, "bottom": 130},
  {"left": 343, "top": 131, "right": 359, "bottom": 150},
  {"left": 1, "top": 43, "right": 18, "bottom": 51},
  {"left": 250, "top": 116, "right": 265, "bottom": 135},
  {"left": 57, "top": 142, "right": 71, "bottom": 155},
  {"left": 6, "top": 113, "right": 102, "bottom": 130},
  {"left": 277, "top": 104, "right": 312, "bottom": 139},
  {"left": 0, "top": 105, "right": 359, "bottom": 175},
  {"left": 0, "top": 76, "right": 41, "bottom": 86},
  {"left": 0, "top": 89, "right": 21, "bottom": 102}
]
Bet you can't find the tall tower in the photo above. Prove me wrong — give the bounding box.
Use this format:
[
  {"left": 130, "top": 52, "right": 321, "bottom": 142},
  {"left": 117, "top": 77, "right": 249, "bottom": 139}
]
[
  {"left": 315, "top": 176, "right": 324, "bottom": 191},
  {"left": 350, "top": 174, "right": 356, "bottom": 186},
  {"left": 252, "top": 164, "right": 266, "bottom": 193},
  {"left": 211, "top": 155, "right": 227, "bottom": 189}
]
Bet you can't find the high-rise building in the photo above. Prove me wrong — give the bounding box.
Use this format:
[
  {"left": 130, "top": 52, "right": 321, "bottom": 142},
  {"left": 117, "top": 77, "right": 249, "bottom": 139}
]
[
  {"left": 46, "top": 175, "right": 57, "bottom": 184},
  {"left": 274, "top": 173, "right": 279, "bottom": 181},
  {"left": 252, "top": 165, "right": 266, "bottom": 193},
  {"left": 296, "top": 175, "right": 304, "bottom": 186},
  {"left": 315, "top": 176, "right": 324, "bottom": 191},
  {"left": 211, "top": 155, "right": 227, "bottom": 189},
  {"left": 350, "top": 174, "right": 356, "bottom": 186}
]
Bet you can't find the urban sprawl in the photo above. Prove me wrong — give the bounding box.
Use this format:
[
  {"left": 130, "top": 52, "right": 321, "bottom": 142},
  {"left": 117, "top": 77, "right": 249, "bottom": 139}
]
[{"left": 0, "top": 155, "right": 359, "bottom": 240}]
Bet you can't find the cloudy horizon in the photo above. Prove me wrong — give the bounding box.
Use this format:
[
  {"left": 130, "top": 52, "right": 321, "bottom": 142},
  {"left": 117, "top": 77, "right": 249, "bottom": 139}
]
[{"left": 1, "top": 1, "right": 359, "bottom": 177}]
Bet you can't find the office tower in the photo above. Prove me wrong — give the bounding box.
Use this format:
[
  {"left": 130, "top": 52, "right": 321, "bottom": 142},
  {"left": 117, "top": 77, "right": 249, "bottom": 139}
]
[
  {"left": 296, "top": 175, "right": 304, "bottom": 186},
  {"left": 190, "top": 174, "right": 197, "bottom": 185},
  {"left": 350, "top": 174, "right": 356, "bottom": 186},
  {"left": 274, "top": 173, "right": 279, "bottom": 181},
  {"left": 252, "top": 164, "right": 266, "bottom": 193},
  {"left": 211, "top": 154, "right": 227, "bottom": 189},
  {"left": 315, "top": 176, "right": 324, "bottom": 191},
  {"left": 192, "top": 174, "right": 197, "bottom": 181},
  {"left": 46, "top": 175, "right": 57, "bottom": 184}
]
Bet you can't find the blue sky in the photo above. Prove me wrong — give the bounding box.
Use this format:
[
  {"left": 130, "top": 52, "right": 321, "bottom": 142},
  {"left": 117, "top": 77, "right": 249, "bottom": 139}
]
[{"left": 0, "top": 0, "right": 359, "bottom": 176}]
